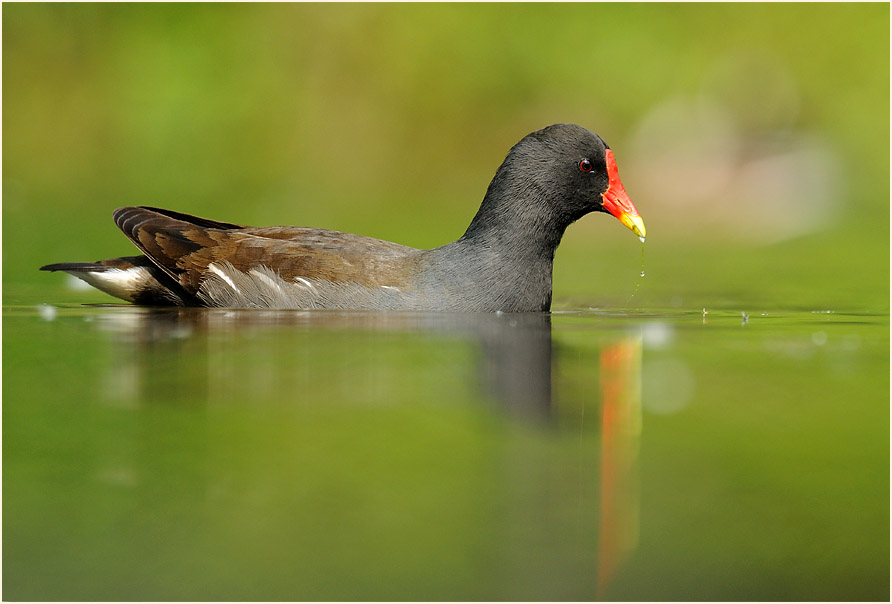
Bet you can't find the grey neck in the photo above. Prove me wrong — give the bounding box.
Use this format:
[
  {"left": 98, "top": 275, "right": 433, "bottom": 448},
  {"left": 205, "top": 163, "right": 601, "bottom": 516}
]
[
  {"left": 419, "top": 185, "right": 569, "bottom": 312},
  {"left": 460, "top": 167, "right": 569, "bottom": 260}
]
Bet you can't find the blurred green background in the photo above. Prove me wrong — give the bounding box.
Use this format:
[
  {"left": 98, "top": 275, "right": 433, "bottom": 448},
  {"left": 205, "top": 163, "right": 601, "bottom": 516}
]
[
  {"left": 3, "top": 2, "right": 889, "bottom": 311},
  {"left": 3, "top": 6, "right": 889, "bottom": 601}
]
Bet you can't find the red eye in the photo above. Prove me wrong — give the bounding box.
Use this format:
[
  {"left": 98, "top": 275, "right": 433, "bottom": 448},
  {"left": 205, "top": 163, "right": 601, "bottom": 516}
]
[{"left": 578, "top": 159, "right": 594, "bottom": 173}]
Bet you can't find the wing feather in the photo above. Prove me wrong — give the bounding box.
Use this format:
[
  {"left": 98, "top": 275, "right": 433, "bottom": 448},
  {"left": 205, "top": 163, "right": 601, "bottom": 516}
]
[{"left": 113, "top": 206, "right": 422, "bottom": 296}]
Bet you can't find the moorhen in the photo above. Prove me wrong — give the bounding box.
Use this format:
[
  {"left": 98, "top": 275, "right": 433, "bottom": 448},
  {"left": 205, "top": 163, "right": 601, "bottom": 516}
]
[{"left": 41, "top": 123, "right": 645, "bottom": 312}]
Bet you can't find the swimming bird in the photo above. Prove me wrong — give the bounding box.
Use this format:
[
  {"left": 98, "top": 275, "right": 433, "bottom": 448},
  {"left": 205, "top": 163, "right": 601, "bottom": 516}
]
[{"left": 41, "top": 123, "right": 645, "bottom": 312}]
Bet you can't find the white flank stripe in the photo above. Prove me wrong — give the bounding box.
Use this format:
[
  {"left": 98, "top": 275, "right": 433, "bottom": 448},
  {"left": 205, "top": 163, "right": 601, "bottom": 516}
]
[
  {"left": 250, "top": 268, "right": 282, "bottom": 293},
  {"left": 208, "top": 263, "right": 240, "bottom": 293},
  {"left": 294, "top": 277, "right": 315, "bottom": 289}
]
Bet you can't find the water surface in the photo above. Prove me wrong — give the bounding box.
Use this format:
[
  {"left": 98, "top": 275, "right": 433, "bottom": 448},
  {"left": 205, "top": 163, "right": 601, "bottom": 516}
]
[{"left": 3, "top": 302, "right": 888, "bottom": 600}]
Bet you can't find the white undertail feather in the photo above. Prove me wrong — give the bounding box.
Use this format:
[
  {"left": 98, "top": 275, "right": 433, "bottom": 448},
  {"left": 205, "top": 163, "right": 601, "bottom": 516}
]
[{"left": 70, "top": 267, "right": 156, "bottom": 303}]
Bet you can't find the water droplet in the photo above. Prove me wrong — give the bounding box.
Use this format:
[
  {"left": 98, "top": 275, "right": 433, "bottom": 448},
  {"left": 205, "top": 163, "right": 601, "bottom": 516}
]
[
  {"left": 639, "top": 240, "right": 646, "bottom": 278},
  {"left": 626, "top": 240, "right": 647, "bottom": 308}
]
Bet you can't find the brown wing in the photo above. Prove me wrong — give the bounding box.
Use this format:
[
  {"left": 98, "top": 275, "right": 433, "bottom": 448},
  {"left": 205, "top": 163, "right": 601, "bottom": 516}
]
[{"left": 113, "top": 206, "right": 421, "bottom": 295}]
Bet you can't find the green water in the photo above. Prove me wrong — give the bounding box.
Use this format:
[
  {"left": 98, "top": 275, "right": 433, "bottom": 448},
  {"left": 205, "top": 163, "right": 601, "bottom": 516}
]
[{"left": 3, "top": 301, "right": 888, "bottom": 601}]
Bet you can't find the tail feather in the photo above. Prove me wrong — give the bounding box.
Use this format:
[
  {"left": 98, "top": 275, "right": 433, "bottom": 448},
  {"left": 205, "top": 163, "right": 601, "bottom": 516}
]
[
  {"left": 42, "top": 207, "right": 249, "bottom": 306},
  {"left": 40, "top": 255, "right": 192, "bottom": 306},
  {"left": 41, "top": 262, "right": 116, "bottom": 273}
]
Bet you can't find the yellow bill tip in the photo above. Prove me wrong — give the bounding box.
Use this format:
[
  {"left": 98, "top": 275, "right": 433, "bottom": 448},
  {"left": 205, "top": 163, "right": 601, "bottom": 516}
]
[{"left": 619, "top": 213, "right": 646, "bottom": 240}]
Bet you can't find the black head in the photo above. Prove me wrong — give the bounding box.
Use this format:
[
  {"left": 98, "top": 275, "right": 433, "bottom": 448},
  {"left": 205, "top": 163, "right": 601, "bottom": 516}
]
[
  {"left": 514, "top": 123, "right": 614, "bottom": 221},
  {"left": 466, "top": 124, "right": 645, "bottom": 243}
]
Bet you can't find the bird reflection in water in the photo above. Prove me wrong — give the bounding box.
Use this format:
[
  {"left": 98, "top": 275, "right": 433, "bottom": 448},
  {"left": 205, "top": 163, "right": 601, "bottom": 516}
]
[
  {"left": 92, "top": 307, "right": 558, "bottom": 419},
  {"left": 85, "top": 305, "right": 642, "bottom": 597}
]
